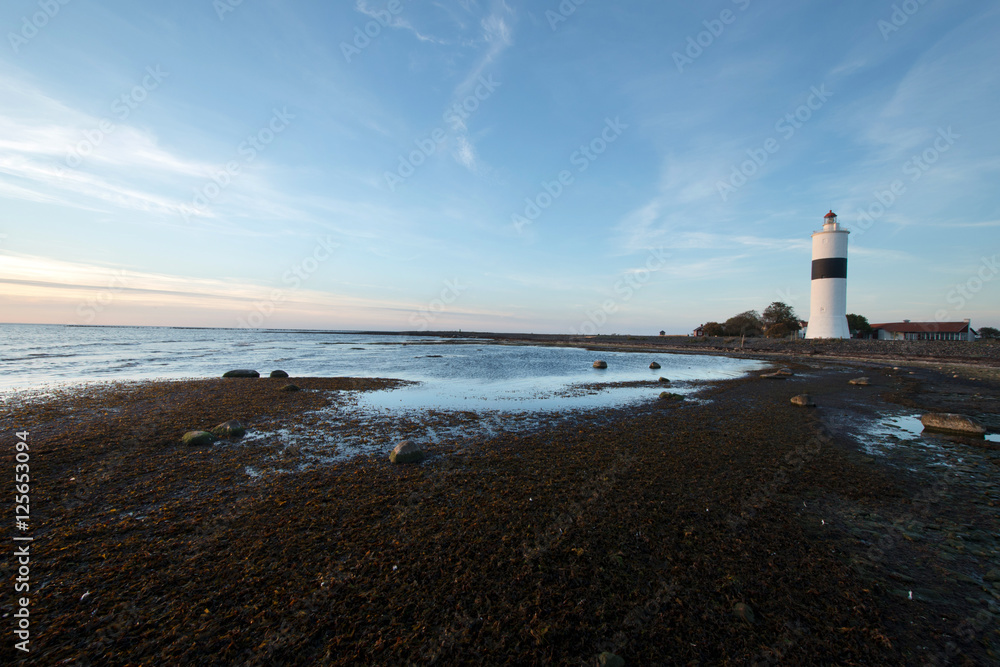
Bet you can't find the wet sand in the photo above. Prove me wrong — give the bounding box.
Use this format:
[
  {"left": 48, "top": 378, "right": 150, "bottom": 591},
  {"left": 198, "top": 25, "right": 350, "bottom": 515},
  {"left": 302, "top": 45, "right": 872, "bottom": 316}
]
[{"left": 2, "top": 355, "right": 998, "bottom": 665}]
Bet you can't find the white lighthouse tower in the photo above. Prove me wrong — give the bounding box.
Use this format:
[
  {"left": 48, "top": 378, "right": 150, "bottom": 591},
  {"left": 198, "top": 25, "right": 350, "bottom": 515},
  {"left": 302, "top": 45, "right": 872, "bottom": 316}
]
[{"left": 806, "top": 210, "right": 850, "bottom": 339}]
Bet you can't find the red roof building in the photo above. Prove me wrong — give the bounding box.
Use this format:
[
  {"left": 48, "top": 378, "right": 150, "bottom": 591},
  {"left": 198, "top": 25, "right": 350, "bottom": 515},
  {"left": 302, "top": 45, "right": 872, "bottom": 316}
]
[{"left": 869, "top": 320, "right": 976, "bottom": 341}]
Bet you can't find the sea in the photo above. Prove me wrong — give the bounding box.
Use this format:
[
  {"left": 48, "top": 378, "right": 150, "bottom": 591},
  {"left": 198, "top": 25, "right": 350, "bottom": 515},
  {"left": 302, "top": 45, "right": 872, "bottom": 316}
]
[{"left": 0, "top": 324, "right": 769, "bottom": 412}]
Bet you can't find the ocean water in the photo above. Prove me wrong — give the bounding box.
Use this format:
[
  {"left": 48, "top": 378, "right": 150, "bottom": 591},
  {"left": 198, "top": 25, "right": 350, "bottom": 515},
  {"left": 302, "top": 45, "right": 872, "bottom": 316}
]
[{"left": 0, "top": 324, "right": 768, "bottom": 411}]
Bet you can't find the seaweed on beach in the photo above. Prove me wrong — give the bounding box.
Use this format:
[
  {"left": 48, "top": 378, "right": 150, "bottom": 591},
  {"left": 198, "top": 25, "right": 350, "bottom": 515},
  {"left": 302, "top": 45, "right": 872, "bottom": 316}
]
[{"left": 2, "top": 369, "right": 998, "bottom": 665}]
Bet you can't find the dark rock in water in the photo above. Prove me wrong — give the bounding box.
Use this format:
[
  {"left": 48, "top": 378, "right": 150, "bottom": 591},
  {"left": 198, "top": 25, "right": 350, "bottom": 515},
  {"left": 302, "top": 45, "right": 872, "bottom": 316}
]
[
  {"left": 390, "top": 440, "right": 425, "bottom": 464},
  {"left": 790, "top": 394, "right": 815, "bottom": 407},
  {"left": 426, "top": 355, "right": 443, "bottom": 358},
  {"left": 733, "top": 602, "right": 755, "bottom": 624},
  {"left": 210, "top": 420, "right": 246, "bottom": 438},
  {"left": 659, "top": 392, "right": 683, "bottom": 401},
  {"left": 223, "top": 369, "right": 259, "bottom": 378},
  {"left": 920, "top": 413, "right": 986, "bottom": 436},
  {"left": 597, "top": 653, "right": 625, "bottom": 667},
  {"left": 280, "top": 384, "right": 300, "bottom": 393},
  {"left": 649, "top": 362, "right": 661, "bottom": 369},
  {"left": 269, "top": 370, "right": 289, "bottom": 378},
  {"left": 181, "top": 431, "right": 218, "bottom": 447},
  {"left": 849, "top": 377, "right": 871, "bottom": 386},
  {"left": 593, "top": 360, "right": 608, "bottom": 369},
  {"left": 658, "top": 377, "right": 670, "bottom": 383}
]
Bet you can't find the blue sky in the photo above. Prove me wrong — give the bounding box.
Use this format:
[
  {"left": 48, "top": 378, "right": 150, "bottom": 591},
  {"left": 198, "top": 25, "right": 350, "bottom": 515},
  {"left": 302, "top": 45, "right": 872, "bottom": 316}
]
[{"left": 1, "top": 0, "right": 998, "bottom": 333}]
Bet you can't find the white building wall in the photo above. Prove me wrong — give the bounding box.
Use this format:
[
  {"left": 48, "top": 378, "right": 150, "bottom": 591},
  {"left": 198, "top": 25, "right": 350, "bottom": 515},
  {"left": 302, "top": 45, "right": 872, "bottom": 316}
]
[{"left": 806, "top": 225, "right": 850, "bottom": 339}]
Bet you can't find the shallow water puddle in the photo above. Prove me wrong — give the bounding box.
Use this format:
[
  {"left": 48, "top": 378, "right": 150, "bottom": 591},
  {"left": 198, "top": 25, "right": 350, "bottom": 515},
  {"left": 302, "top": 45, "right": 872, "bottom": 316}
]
[
  {"left": 236, "top": 380, "right": 701, "bottom": 470},
  {"left": 855, "top": 411, "right": 999, "bottom": 470}
]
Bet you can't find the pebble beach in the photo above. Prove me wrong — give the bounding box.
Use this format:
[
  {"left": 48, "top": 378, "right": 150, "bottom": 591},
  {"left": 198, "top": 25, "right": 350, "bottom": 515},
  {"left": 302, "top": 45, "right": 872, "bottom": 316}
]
[{"left": 2, "top": 342, "right": 999, "bottom": 665}]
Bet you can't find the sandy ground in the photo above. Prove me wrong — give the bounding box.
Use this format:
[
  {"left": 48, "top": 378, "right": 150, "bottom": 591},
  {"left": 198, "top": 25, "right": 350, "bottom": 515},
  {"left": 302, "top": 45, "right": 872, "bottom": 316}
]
[{"left": 1, "top": 351, "right": 998, "bottom": 665}]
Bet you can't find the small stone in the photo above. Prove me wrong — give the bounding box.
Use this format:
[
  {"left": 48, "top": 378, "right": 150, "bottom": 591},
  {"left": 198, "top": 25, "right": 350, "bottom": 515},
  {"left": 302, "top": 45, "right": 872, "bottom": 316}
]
[
  {"left": 181, "top": 431, "right": 218, "bottom": 447},
  {"left": 790, "top": 394, "right": 815, "bottom": 407},
  {"left": 649, "top": 362, "right": 661, "bottom": 369},
  {"left": 280, "top": 384, "right": 300, "bottom": 392},
  {"left": 593, "top": 360, "right": 608, "bottom": 369},
  {"left": 210, "top": 420, "right": 246, "bottom": 438},
  {"left": 985, "top": 568, "right": 1000, "bottom": 583},
  {"left": 733, "top": 602, "right": 755, "bottom": 624},
  {"left": 390, "top": 440, "right": 425, "bottom": 464},
  {"left": 597, "top": 652, "right": 625, "bottom": 667},
  {"left": 659, "top": 392, "right": 683, "bottom": 401},
  {"left": 223, "top": 369, "right": 259, "bottom": 378},
  {"left": 849, "top": 377, "right": 871, "bottom": 386},
  {"left": 270, "top": 370, "right": 289, "bottom": 378},
  {"left": 658, "top": 377, "right": 670, "bottom": 383},
  {"left": 920, "top": 413, "right": 986, "bottom": 436}
]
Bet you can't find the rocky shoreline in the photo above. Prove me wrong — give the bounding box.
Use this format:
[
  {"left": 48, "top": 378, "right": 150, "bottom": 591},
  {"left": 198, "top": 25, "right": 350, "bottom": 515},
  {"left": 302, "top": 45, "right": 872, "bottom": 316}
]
[
  {"left": 1, "top": 354, "right": 998, "bottom": 665},
  {"left": 402, "top": 331, "right": 1000, "bottom": 371}
]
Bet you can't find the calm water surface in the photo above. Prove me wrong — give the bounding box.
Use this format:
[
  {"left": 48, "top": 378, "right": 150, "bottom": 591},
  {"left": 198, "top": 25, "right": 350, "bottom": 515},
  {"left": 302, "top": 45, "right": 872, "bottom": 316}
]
[{"left": 0, "top": 324, "right": 769, "bottom": 411}]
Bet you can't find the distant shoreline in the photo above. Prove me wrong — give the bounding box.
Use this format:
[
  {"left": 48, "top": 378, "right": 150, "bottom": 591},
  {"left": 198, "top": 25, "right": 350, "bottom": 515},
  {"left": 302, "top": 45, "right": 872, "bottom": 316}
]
[{"left": 396, "top": 331, "right": 1000, "bottom": 371}]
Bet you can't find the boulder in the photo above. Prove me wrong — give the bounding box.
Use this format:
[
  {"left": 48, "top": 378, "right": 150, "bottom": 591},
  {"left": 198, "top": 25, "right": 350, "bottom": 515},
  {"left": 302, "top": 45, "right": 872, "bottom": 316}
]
[
  {"left": 390, "top": 440, "right": 425, "bottom": 464},
  {"left": 920, "top": 413, "right": 986, "bottom": 436},
  {"left": 790, "top": 394, "right": 815, "bottom": 407},
  {"left": 659, "top": 392, "right": 683, "bottom": 401},
  {"left": 593, "top": 360, "right": 608, "bottom": 369},
  {"left": 597, "top": 653, "right": 625, "bottom": 667},
  {"left": 280, "top": 384, "right": 300, "bottom": 393},
  {"left": 658, "top": 377, "right": 670, "bottom": 383},
  {"left": 223, "top": 369, "right": 259, "bottom": 378},
  {"left": 269, "top": 370, "right": 289, "bottom": 378},
  {"left": 649, "top": 362, "right": 661, "bottom": 369},
  {"left": 849, "top": 377, "right": 871, "bottom": 386},
  {"left": 733, "top": 602, "right": 755, "bottom": 624},
  {"left": 210, "top": 420, "right": 246, "bottom": 438},
  {"left": 181, "top": 431, "right": 218, "bottom": 447}
]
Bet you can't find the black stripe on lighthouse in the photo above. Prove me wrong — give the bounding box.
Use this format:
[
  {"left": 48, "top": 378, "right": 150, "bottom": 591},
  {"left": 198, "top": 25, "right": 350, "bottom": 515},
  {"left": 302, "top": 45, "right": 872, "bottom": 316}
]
[{"left": 811, "top": 257, "right": 847, "bottom": 280}]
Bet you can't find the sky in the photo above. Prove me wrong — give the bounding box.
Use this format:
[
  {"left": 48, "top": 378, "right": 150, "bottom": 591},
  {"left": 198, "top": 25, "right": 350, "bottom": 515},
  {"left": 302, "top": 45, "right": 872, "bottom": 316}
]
[{"left": 0, "top": 0, "right": 998, "bottom": 334}]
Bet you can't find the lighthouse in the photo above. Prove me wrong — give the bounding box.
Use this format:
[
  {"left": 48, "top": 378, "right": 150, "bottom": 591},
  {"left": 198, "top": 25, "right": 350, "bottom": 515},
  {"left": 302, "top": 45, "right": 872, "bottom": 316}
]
[{"left": 806, "top": 210, "right": 850, "bottom": 339}]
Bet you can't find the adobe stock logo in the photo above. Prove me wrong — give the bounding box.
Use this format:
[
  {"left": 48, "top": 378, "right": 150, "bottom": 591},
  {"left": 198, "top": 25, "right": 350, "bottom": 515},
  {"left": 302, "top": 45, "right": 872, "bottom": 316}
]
[
  {"left": 57, "top": 66, "right": 168, "bottom": 176},
  {"left": 511, "top": 117, "right": 627, "bottom": 233},
  {"left": 937, "top": 255, "right": 998, "bottom": 321},
  {"left": 409, "top": 279, "right": 468, "bottom": 332},
  {"left": 383, "top": 74, "right": 501, "bottom": 192},
  {"left": 180, "top": 108, "right": 294, "bottom": 223},
  {"left": 8, "top": 0, "right": 72, "bottom": 54},
  {"left": 340, "top": 0, "right": 408, "bottom": 63},
  {"left": 716, "top": 84, "right": 832, "bottom": 201},
  {"left": 673, "top": 0, "right": 753, "bottom": 73}
]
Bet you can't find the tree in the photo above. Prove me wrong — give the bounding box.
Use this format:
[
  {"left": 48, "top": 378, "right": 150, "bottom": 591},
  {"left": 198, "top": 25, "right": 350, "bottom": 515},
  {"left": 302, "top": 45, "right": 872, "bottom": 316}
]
[
  {"left": 979, "top": 326, "right": 999, "bottom": 340},
  {"left": 765, "top": 322, "right": 795, "bottom": 339},
  {"left": 762, "top": 302, "right": 801, "bottom": 335},
  {"left": 846, "top": 314, "right": 872, "bottom": 338},
  {"left": 702, "top": 321, "right": 725, "bottom": 337},
  {"left": 724, "top": 310, "right": 763, "bottom": 337}
]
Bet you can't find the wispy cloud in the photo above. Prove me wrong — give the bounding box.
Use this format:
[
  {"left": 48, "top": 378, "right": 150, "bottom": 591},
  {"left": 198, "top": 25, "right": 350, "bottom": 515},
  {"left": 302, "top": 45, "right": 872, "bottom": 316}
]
[
  {"left": 355, "top": 0, "right": 449, "bottom": 44},
  {"left": 0, "top": 74, "right": 210, "bottom": 215}
]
